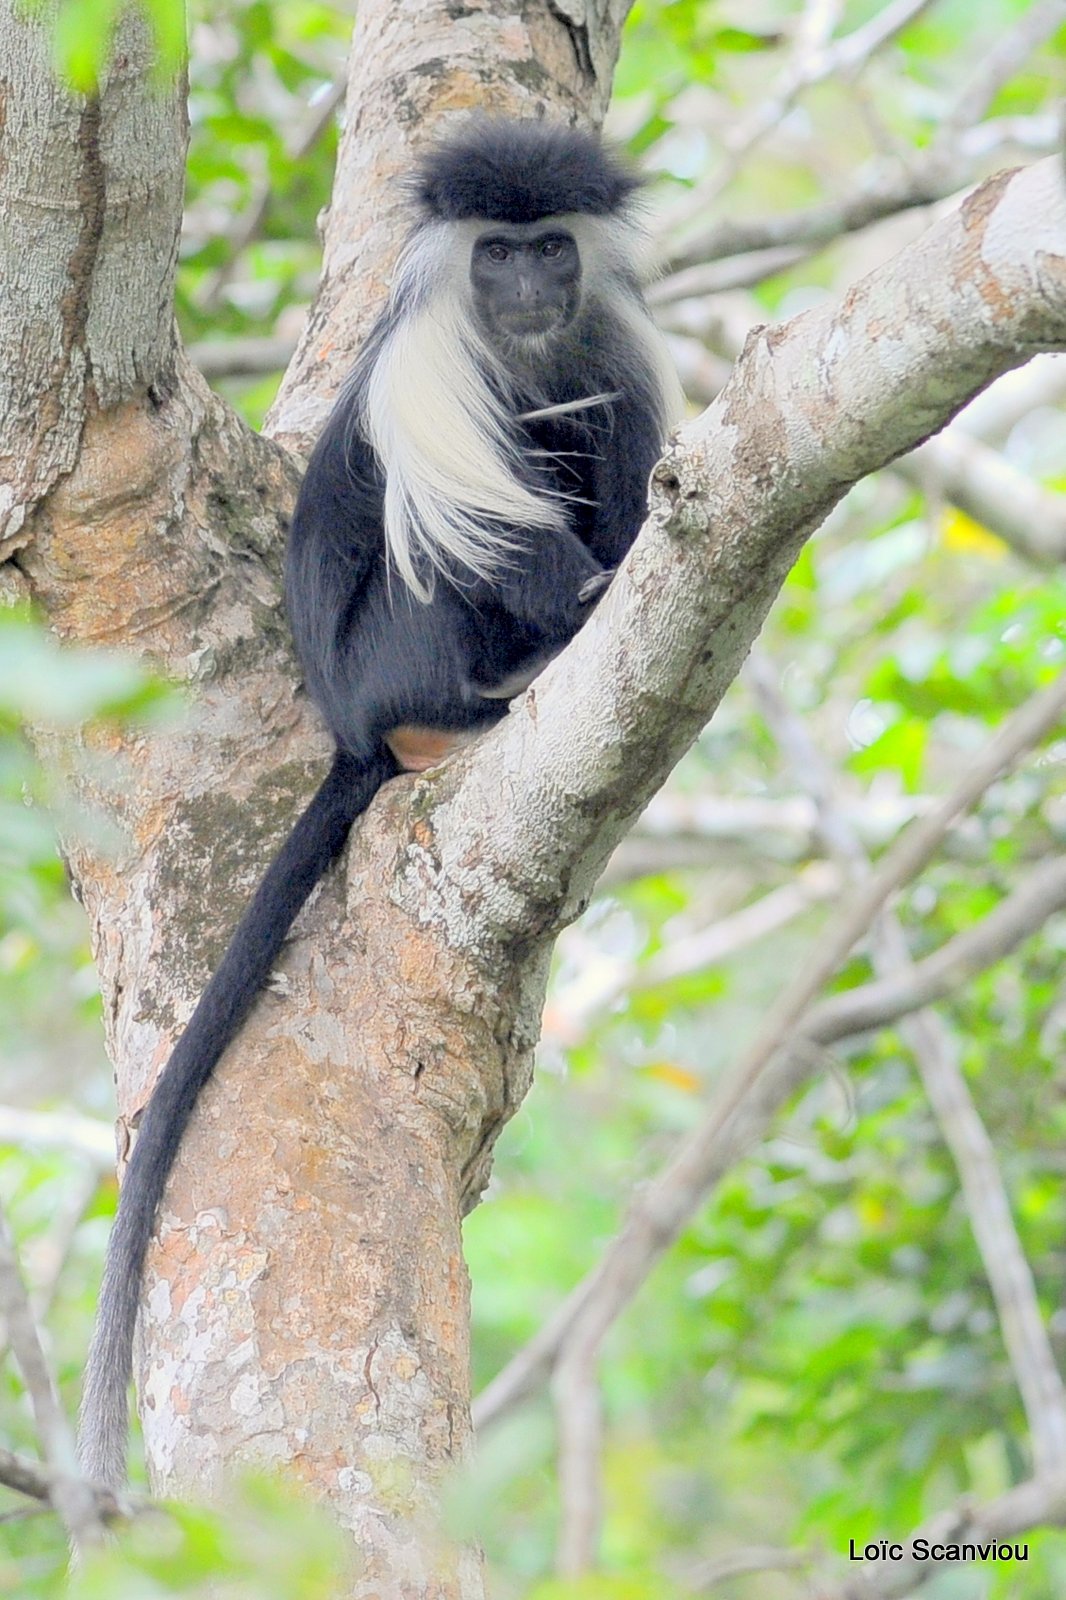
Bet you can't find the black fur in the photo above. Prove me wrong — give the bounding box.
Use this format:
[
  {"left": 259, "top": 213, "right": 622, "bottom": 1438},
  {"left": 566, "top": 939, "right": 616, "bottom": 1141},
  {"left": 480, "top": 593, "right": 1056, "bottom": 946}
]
[
  {"left": 414, "top": 117, "right": 640, "bottom": 223},
  {"left": 79, "top": 117, "right": 673, "bottom": 1489}
]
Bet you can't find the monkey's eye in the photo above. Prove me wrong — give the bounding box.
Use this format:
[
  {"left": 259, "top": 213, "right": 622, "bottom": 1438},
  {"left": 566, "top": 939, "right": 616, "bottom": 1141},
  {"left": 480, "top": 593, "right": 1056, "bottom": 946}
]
[
  {"left": 540, "top": 237, "right": 563, "bottom": 259},
  {"left": 485, "top": 242, "right": 511, "bottom": 264}
]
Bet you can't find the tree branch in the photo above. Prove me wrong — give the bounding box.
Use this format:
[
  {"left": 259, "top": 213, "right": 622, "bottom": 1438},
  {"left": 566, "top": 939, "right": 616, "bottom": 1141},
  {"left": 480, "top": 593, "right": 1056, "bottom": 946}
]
[
  {"left": 670, "top": 294, "right": 1066, "bottom": 569},
  {"left": 188, "top": 334, "right": 298, "bottom": 382},
  {"left": 474, "top": 672, "right": 1066, "bottom": 1430},
  {"left": 939, "top": 0, "right": 1066, "bottom": 139},
  {"left": 748, "top": 651, "right": 1066, "bottom": 1476},
  {"left": 0, "top": 1444, "right": 122, "bottom": 1525},
  {"left": 681, "top": 0, "right": 936, "bottom": 208},
  {"left": 664, "top": 115, "right": 1059, "bottom": 277},
  {"left": 545, "top": 863, "right": 840, "bottom": 1046},
  {"left": 427, "top": 160, "right": 1066, "bottom": 974}
]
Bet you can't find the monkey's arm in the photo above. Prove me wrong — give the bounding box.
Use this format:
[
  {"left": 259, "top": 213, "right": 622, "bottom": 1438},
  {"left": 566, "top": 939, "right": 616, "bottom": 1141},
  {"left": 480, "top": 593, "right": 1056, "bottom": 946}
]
[
  {"left": 585, "top": 389, "right": 666, "bottom": 568},
  {"left": 475, "top": 521, "right": 606, "bottom": 644},
  {"left": 284, "top": 423, "right": 384, "bottom": 750}
]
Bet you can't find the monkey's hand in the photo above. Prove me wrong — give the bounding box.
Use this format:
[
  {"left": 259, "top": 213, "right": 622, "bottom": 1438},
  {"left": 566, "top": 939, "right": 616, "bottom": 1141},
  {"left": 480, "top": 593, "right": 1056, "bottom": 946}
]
[{"left": 578, "top": 568, "right": 615, "bottom": 605}]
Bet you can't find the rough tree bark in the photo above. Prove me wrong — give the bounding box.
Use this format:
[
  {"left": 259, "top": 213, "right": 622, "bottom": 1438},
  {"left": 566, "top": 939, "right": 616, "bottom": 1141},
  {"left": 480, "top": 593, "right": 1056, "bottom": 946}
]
[
  {"left": 0, "top": 1, "right": 636, "bottom": 1594},
  {"left": 2, "top": 2, "right": 1066, "bottom": 1598}
]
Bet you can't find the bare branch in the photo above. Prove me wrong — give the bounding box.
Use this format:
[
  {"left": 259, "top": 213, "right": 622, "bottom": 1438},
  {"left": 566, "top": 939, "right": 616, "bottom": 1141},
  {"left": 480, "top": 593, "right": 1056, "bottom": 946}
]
[
  {"left": 665, "top": 117, "right": 1058, "bottom": 278},
  {"left": 693, "top": 0, "right": 935, "bottom": 205},
  {"left": 662, "top": 3, "right": 1062, "bottom": 284},
  {"left": 474, "top": 673, "right": 1066, "bottom": 1430},
  {"left": 941, "top": 0, "right": 1066, "bottom": 140},
  {"left": 660, "top": 282, "right": 1066, "bottom": 573},
  {"left": 648, "top": 247, "right": 812, "bottom": 305},
  {"left": 610, "top": 791, "right": 978, "bottom": 878},
  {"left": 546, "top": 864, "right": 840, "bottom": 1046},
  {"left": 808, "top": 860, "right": 1066, "bottom": 1043},
  {"left": 749, "top": 651, "right": 1066, "bottom": 1476},
  {"left": 0, "top": 1443, "right": 124, "bottom": 1525},
  {"left": 188, "top": 334, "right": 298, "bottom": 382},
  {"left": 0, "top": 1205, "right": 104, "bottom": 1551}
]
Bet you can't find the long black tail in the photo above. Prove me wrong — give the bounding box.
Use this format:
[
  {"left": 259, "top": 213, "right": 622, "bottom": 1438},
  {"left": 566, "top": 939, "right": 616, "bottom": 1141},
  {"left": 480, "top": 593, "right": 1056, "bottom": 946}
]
[{"left": 78, "top": 746, "right": 394, "bottom": 1488}]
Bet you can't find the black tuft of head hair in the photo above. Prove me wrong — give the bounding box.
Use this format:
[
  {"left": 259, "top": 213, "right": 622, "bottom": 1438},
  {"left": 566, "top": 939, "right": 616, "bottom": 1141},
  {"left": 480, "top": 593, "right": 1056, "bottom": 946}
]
[{"left": 413, "top": 117, "right": 642, "bottom": 225}]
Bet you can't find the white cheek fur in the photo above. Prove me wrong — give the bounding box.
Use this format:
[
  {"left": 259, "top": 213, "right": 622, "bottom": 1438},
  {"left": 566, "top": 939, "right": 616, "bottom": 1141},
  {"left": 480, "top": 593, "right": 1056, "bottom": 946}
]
[{"left": 361, "top": 212, "right": 681, "bottom": 602}]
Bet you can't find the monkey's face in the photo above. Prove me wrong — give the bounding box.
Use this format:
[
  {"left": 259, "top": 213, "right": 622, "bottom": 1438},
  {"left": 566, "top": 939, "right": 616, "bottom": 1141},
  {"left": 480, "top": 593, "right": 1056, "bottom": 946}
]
[{"left": 470, "top": 223, "right": 582, "bottom": 345}]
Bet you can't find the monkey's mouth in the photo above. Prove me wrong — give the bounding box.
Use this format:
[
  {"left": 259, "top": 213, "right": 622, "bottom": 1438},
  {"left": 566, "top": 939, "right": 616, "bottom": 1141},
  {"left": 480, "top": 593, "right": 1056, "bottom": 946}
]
[{"left": 497, "top": 308, "right": 567, "bottom": 338}]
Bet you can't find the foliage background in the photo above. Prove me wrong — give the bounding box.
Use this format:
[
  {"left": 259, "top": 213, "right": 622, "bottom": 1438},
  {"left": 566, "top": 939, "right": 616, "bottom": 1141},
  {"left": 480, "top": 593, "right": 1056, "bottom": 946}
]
[{"left": 2, "top": 0, "right": 1065, "bottom": 1594}]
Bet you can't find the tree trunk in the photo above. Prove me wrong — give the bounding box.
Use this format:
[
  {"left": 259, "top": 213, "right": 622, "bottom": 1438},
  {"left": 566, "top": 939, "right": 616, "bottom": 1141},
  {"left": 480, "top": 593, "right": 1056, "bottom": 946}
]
[{"left": 0, "top": 1, "right": 633, "bottom": 1593}]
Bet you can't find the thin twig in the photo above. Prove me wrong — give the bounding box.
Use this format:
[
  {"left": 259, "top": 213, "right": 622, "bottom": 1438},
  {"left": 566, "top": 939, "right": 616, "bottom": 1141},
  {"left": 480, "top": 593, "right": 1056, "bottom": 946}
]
[
  {"left": 188, "top": 333, "right": 299, "bottom": 382},
  {"left": 698, "top": 0, "right": 935, "bottom": 205},
  {"left": 664, "top": 115, "right": 1058, "bottom": 278},
  {"left": 939, "top": 0, "right": 1066, "bottom": 141},
  {"left": 547, "top": 864, "right": 840, "bottom": 1045},
  {"left": 808, "top": 861, "right": 1066, "bottom": 1042},
  {"left": 648, "top": 246, "right": 812, "bottom": 305}
]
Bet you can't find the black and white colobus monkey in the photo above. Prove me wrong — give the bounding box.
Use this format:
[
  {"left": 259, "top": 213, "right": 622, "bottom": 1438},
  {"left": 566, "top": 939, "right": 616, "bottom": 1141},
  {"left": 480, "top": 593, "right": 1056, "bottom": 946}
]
[{"left": 79, "top": 117, "right": 682, "bottom": 1487}]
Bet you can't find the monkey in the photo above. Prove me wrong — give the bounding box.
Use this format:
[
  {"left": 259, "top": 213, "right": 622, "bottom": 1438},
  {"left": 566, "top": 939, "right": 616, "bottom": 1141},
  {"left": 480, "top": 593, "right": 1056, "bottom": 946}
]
[{"left": 78, "top": 116, "right": 683, "bottom": 1488}]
